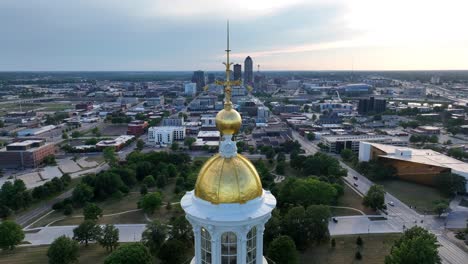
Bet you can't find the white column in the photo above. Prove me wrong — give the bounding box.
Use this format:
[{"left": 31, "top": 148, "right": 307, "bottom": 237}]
[
  {"left": 256, "top": 225, "right": 265, "bottom": 264},
  {"left": 193, "top": 226, "right": 201, "bottom": 264},
  {"left": 211, "top": 230, "right": 220, "bottom": 264},
  {"left": 238, "top": 229, "right": 247, "bottom": 264}
]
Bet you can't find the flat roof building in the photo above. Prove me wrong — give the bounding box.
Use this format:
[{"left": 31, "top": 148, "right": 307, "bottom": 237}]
[
  {"left": 148, "top": 126, "right": 185, "bottom": 145},
  {"left": 0, "top": 140, "right": 55, "bottom": 169},
  {"left": 96, "top": 135, "right": 134, "bottom": 151},
  {"left": 321, "top": 135, "right": 408, "bottom": 153}
]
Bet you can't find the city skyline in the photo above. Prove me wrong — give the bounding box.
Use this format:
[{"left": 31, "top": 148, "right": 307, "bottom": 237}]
[{"left": 1, "top": 0, "right": 468, "bottom": 71}]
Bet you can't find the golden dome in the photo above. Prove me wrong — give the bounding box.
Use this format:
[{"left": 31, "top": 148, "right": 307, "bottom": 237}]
[
  {"left": 215, "top": 107, "right": 242, "bottom": 135},
  {"left": 194, "top": 153, "right": 263, "bottom": 204}
]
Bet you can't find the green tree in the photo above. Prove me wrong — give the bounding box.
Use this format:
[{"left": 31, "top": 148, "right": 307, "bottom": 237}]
[
  {"left": 385, "top": 226, "right": 441, "bottom": 264},
  {"left": 267, "top": 235, "right": 299, "bottom": 264},
  {"left": 47, "top": 236, "right": 79, "bottom": 264},
  {"left": 363, "top": 185, "right": 386, "bottom": 210},
  {"left": 104, "top": 243, "right": 152, "bottom": 264},
  {"left": 278, "top": 177, "right": 338, "bottom": 208},
  {"left": 276, "top": 161, "right": 286, "bottom": 175},
  {"left": 103, "top": 147, "right": 118, "bottom": 166},
  {"left": 167, "top": 164, "right": 178, "bottom": 178},
  {"left": 156, "top": 174, "right": 168, "bottom": 188},
  {"left": 139, "top": 192, "right": 162, "bottom": 214},
  {"left": 158, "top": 239, "right": 187, "bottom": 264},
  {"left": 71, "top": 131, "right": 81, "bottom": 138},
  {"left": 306, "top": 132, "right": 315, "bottom": 141},
  {"left": 184, "top": 137, "right": 196, "bottom": 150},
  {"left": 98, "top": 224, "right": 119, "bottom": 252},
  {"left": 340, "top": 149, "right": 354, "bottom": 161},
  {"left": 142, "top": 220, "right": 168, "bottom": 255},
  {"left": 72, "top": 183, "right": 94, "bottom": 207},
  {"left": 282, "top": 205, "right": 331, "bottom": 250},
  {"left": 83, "top": 203, "right": 103, "bottom": 221},
  {"left": 171, "top": 142, "right": 179, "bottom": 151},
  {"left": 0, "top": 221, "right": 24, "bottom": 250},
  {"left": 62, "top": 132, "right": 69, "bottom": 140},
  {"left": 264, "top": 213, "right": 282, "bottom": 248},
  {"left": 73, "top": 220, "right": 102, "bottom": 246},
  {"left": 136, "top": 139, "right": 145, "bottom": 150},
  {"left": 143, "top": 175, "right": 156, "bottom": 187},
  {"left": 434, "top": 173, "right": 467, "bottom": 196},
  {"left": 169, "top": 216, "right": 193, "bottom": 243},
  {"left": 140, "top": 184, "right": 148, "bottom": 195},
  {"left": 135, "top": 160, "right": 153, "bottom": 181},
  {"left": 433, "top": 200, "right": 449, "bottom": 217}
]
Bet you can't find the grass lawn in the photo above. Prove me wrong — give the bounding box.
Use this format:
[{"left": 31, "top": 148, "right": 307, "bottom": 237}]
[
  {"left": 51, "top": 210, "right": 148, "bottom": 226},
  {"left": 0, "top": 244, "right": 110, "bottom": 264},
  {"left": 378, "top": 180, "right": 448, "bottom": 214},
  {"left": 31, "top": 181, "right": 181, "bottom": 228},
  {"left": 334, "top": 185, "right": 376, "bottom": 216},
  {"left": 300, "top": 233, "right": 401, "bottom": 264}
]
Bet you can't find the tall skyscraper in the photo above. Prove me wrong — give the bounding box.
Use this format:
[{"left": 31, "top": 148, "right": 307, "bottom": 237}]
[
  {"left": 244, "top": 56, "right": 253, "bottom": 85},
  {"left": 233, "top": 63, "right": 242, "bottom": 81},
  {"left": 191, "top": 70, "right": 206, "bottom": 92},
  {"left": 207, "top": 73, "right": 215, "bottom": 84}
]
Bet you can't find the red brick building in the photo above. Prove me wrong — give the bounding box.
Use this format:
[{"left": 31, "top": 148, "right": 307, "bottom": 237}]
[
  {"left": 127, "top": 120, "right": 148, "bottom": 136},
  {"left": 0, "top": 140, "right": 55, "bottom": 168}
]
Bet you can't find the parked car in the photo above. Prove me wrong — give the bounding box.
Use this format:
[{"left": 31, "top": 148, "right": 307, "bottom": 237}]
[
  {"left": 353, "top": 183, "right": 358, "bottom": 187},
  {"left": 332, "top": 218, "right": 338, "bottom": 223},
  {"left": 388, "top": 201, "right": 395, "bottom": 206},
  {"left": 353, "top": 176, "right": 358, "bottom": 180}
]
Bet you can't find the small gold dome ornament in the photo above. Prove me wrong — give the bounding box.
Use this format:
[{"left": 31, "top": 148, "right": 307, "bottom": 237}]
[{"left": 216, "top": 106, "right": 242, "bottom": 135}]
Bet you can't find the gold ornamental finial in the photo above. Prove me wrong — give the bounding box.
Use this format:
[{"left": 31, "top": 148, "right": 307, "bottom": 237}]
[{"left": 215, "top": 20, "right": 241, "bottom": 110}]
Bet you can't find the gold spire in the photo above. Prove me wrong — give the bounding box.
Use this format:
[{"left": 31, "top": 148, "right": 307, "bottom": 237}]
[
  {"left": 215, "top": 20, "right": 241, "bottom": 110},
  {"left": 193, "top": 20, "right": 262, "bottom": 204},
  {"left": 215, "top": 20, "right": 242, "bottom": 135}
]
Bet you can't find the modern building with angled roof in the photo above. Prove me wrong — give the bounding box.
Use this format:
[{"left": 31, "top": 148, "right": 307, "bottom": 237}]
[{"left": 359, "top": 142, "right": 468, "bottom": 190}]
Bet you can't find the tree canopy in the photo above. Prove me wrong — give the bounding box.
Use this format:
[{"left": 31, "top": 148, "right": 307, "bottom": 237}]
[
  {"left": 73, "top": 220, "right": 102, "bottom": 246},
  {"left": 267, "top": 235, "right": 299, "bottom": 264},
  {"left": 142, "top": 220, "right": 168, "bottom": 255},
  {"left": 363, "top": 184, "right": 386, "bottom": 210},
  {"left": 83, "top": 203, "right": 103, "bottom": 221},
  {"left": 47, "top": 236, "right": 79, "bottom": 264},
  {"left": 0, "top": 220, "right": 24, "bottom": 250},
  {"left": 98, "top": 224, "right": 120, "bottom": 252},
  {"left": 104, "top": 243, "right": 152, "bottom": 264},
  {"left": 385, "top": 226, "right": 441, "bottom": 264}
]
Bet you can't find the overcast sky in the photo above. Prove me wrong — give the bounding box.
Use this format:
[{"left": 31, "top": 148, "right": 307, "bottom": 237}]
[{"left": 1, "top": 0, "right": 467, "bottom": 71}]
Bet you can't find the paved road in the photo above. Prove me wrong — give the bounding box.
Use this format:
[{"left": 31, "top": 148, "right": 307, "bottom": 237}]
[{"left": 291, "top": 131, "right": 468, "bottom": 264}]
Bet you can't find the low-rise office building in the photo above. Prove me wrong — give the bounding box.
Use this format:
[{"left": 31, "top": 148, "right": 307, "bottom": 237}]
[
  {"left": 96, "top": 135, "right": 134, "bottom": 151},
  {"left": 147, "top": 126, "right": 185, "bottom": 145},
  {"left": 127, "top": 120, "right": 148, "bottom": 136},
  {"left": 411, "top": 126, "right": 441, "bottom": 135},
  {"left": 0, "top": 140, "right": 55, "bottom": 168},
  {"left": 321, "top": 135, "right": 408, "bottom": 153}
]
